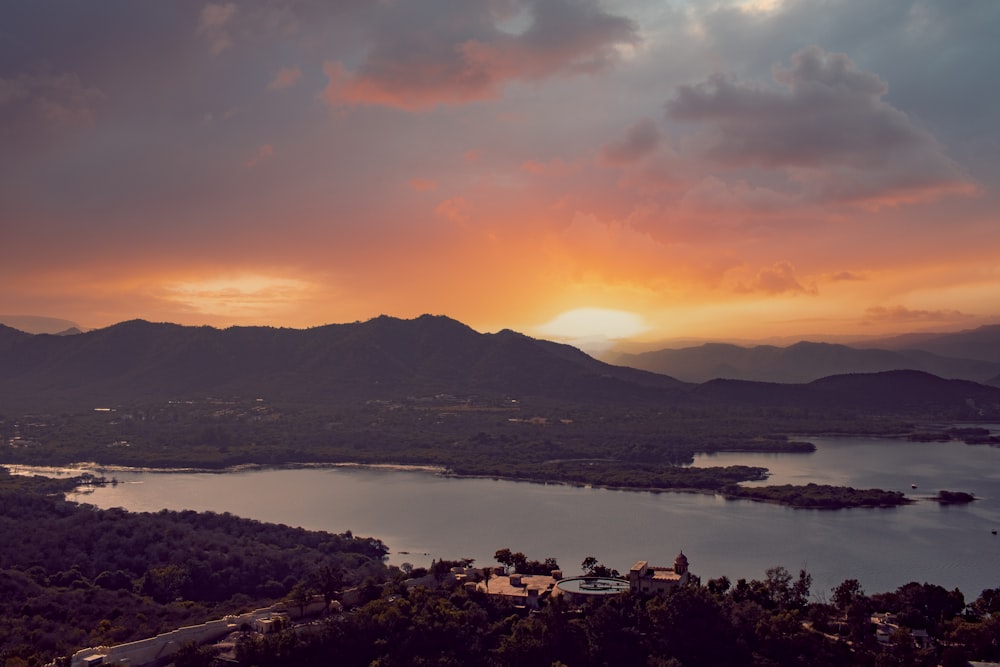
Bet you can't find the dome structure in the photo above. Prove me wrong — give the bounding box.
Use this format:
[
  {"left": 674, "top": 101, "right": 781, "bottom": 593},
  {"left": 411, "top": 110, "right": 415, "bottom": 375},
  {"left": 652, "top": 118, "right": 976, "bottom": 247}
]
[{"left": 674, "top": 551, "right": 689, "bottom": 575}]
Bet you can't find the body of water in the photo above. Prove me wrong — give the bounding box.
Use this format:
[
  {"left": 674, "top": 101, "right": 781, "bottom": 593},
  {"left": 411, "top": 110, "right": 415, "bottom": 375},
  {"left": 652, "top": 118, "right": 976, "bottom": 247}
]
[{"left": 49, "top": 434, "right": 1000, "bottom": 600}]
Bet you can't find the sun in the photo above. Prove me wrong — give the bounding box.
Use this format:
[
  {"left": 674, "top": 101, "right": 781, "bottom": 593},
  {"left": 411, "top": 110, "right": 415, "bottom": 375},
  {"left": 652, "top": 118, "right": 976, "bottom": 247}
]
[{"left": 533, "top": 308, "right": 650, "bottom": 341}]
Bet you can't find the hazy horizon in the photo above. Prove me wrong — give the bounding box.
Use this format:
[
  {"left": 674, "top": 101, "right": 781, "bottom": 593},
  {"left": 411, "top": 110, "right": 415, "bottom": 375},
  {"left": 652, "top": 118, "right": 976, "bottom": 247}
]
[{"left": 3, "top": 311, "right": 997, "bottom": 358}]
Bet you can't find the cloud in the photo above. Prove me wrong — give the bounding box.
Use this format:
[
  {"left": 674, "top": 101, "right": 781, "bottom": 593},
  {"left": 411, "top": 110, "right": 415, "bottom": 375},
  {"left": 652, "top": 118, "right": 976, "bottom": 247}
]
[
  {"left": 829, "top": 271, "right": 864, "bottom": 282},
  {"left": 0, "top": 71, "right": 103, "bottom": 165},
  {"left": 666, "top": 46, "right": 976, "bottom": 206},
  {"left": 244, "top": 144, "right": 273, "bottom": 168},
  {"left": 267, "top": 66, "right": 302, "bottom": 91},
  {"left": 735, "top": 261, "right": 816, "bottom": 295},
  {"left": 863, "top": 305, "right": 974, "bottom": 323},
  {"left": 435, "top": 196, "right": 471, "bottom": 223},
  {"left": 600, "top": 118, "right": 661, "bottom": 165},
  {"left": 198, "top": 2, "right": 238, "bottom": 55},
  {"left": 323, "top": 0, "right": 637, "bottom": 110},
  {"left": 0, "top": 71, "right": 102, "bottom": 128},
  {"left": 408, "top": 178, "right": 438, "bottom": 192}
]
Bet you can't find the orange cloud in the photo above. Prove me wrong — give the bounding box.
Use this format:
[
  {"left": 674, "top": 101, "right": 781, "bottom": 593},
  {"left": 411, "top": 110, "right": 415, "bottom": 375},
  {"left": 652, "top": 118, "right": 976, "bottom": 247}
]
[
  {"left": 267, "top": 66, "right": 302, "bottom": 91},
  {"left": 244, "top": 143, "right": 273, "bottom": 168},
  {"left": 734, "top": 261, "right": 817, "bottom": 295},
  {"left": 408, "top": 178, "right": 438, "bottom": 192},
  {"left": 435, "top": 196, "right": 471, "bottom": 224},
  {"left": 863, "top": 305, "right": 974, "bottom": 324}
]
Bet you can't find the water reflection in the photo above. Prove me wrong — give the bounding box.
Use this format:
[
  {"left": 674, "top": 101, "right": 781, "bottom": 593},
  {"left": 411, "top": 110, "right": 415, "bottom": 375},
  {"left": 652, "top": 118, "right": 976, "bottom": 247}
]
[{"left": 48, "top": 435, "right": 1000, "bottom": 599}]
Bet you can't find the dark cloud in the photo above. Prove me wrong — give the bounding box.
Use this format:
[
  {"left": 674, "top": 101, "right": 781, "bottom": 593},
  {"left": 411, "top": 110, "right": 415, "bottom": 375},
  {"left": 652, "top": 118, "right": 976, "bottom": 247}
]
[
  {"left": 600, "top": 118, "right": 661, "bottom": 164},
  {"left": 694, "top": 1, "right": 1000, "bottom": 142},
  {"left": 325, "top": 0, "right": 637, "bottom": 109},
  {"left": 0, "top": 70, "right": 104, "bottom": 185},
  {"left": 666, "top": 46, "right": 975, "bottom": 204}
]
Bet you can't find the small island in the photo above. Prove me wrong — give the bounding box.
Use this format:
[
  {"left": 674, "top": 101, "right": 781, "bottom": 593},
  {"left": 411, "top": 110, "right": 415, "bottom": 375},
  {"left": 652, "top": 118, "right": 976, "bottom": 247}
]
[
  {"left": 934, "top": 490, "right": 976, "bottom": 504},
  {"left": 723, "top": 483, "right": 912, "bottom": 509}
]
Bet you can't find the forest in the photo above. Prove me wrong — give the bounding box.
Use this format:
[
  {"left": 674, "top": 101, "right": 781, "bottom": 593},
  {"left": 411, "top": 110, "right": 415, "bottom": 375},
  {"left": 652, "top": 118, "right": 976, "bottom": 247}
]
[
  {"left": 154, "top": 561, "right": 1000, "bottom": 667},
  {"left": 0, "top": 468, "right": 388, "bottom": 666}
]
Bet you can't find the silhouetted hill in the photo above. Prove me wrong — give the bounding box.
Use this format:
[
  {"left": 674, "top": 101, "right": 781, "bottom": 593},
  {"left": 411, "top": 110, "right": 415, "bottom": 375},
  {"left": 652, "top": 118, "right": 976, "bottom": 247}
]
[
  {"left": 695, "top": 370, "right": 1000, "bottom": 411},
  {"left": 614, "top": 340, "right": 1000, "bottom": 384},
  {"left": 0, "top": 315, "right": 81, "bottom": 334},
  {"left": 3, "top": 316, "right": 998, "bottom": 415},
  {"left": 0, "top": 315, "right": 688, "bottom": 410},
  {"left": 0, "top": 324, "right": 32, "bottom": 352},
  {"left": 860, "top": 324, "right": 1000, "bottom": 363}
]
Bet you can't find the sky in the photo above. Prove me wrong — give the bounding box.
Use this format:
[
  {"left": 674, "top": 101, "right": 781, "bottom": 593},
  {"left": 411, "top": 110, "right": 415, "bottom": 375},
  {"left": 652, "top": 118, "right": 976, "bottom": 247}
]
[{"left": 2, "top": 0, "right": 998, "bottom": 347}]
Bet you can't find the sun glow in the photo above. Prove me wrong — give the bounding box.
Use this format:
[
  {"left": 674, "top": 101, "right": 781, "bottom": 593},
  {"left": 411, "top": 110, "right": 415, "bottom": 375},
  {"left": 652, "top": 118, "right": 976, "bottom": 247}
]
[
  {"left": 534, "top": 307, "right": 651, "bottom": 340},
  {"left": 165, "top": 274, "right": 316, "bottom": 319}
]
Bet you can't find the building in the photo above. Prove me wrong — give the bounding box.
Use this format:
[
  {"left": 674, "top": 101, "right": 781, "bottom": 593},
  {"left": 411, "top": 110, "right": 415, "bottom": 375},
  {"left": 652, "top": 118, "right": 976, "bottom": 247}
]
[
  {"left": 478, "top": 572, "right": 558, "bottom": 609},
  {"left": 629, "top": 552, "right": 692, "bottom": 595},
  {"left": 554, "top": 576, "right": 630, "bottom": 605}
]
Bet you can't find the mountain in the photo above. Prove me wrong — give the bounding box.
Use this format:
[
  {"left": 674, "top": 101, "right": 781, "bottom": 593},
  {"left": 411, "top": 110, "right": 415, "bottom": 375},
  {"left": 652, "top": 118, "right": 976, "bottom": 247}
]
[
  {"left": 0, "top": 315, "right": 82, "bottom": 334},
  {"left": 0, "top": 324, "right": 32, "bottom": 352},
  {"left": 2, "top": 315, "right": 998, "bottom": 415},
  {"left": 858, "top": 324, "right": 1000, "bottom": 363},
  {"left": 695, "top": 370, "right": 1000, "bottom": 411},
  {"left": 0, "top": 315, "right": 688, "bottom": 410},
  {"left": 612, "top": 340, "right": 1000, "bottom": 384}
]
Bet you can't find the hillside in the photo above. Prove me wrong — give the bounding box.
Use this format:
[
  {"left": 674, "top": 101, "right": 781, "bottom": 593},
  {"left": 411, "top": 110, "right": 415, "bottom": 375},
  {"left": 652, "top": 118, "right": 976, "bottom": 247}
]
[
  {"left": 2, "top": 316, "right": 1000, "bottom": 418},
  {"left": 859, "top": 324, "right": 1000, "bottom": 363},
  {"left": 0, "top": 315, "right": 82, "bottom": 334},
  {"left": 613, "top": 340, "right": 1000, "bottom": 384},
  {"left": 695, "top": 370, "right": 1000, "bottom": 411},
  {"left": 0, "top": 315, "right": 688, "bottom": 410},
  {"left": 0, "top": 323, "right": 32, "bottom": 352}
]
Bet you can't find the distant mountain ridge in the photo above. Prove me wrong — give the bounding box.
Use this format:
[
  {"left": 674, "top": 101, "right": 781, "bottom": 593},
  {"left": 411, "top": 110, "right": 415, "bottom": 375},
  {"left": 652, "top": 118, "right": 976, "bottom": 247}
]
[
  {"left": 858, "top": 324, "right": 1000, "bottom": 363},
  {"left": 0, "top": 315, "right": 687, "bottom": 410},
  {"left": 0, "top": 315, "right": 83, "bottom": 335},
  {"left": 613, "top": 336, "right": 1000, "bottom": 385},
  {"left": 1, "top": 315, "right": 998, "bottom": 415}
]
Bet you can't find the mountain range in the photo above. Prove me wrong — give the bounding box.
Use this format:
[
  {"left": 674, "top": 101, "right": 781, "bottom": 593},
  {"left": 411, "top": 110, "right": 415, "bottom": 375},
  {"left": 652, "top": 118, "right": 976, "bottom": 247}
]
[
  {"left": 2, "top": 316, "right": 1000, "bottom": 416},
  {"left": 0, "top": 316, "right": 687, "bottom": 410},
  {"left": 610, "top": 326, "right": 1000, "bottom": 386}
]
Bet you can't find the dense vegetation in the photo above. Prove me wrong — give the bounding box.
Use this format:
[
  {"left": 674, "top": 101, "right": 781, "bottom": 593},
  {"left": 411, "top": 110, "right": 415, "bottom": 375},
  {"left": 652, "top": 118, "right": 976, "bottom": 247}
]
[
  {"left": 194, "top": 566, "right": 999, "bottom": 667},
  {"left": 724, "top": 484, "right": 910, "bottom": 509},
  {"left": 0, "top": 468, "right": 389, "bottom": 666},
  {"left": 0, "top": 396, "right": 973, "bottom": 508}
]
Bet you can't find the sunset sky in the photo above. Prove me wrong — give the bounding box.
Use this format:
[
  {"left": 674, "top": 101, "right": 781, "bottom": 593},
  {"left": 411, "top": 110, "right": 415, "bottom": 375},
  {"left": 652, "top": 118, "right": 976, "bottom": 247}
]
[{"left": 2, "top": 0, "right": 998, "bottom": 347}]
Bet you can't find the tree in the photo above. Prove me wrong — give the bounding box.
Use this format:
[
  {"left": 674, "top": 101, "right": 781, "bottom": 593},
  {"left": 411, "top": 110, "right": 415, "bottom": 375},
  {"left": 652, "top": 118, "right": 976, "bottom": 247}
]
[
  {"left": 832, "top": 578, "right": 865, "bottom": 613},
  {"left": 495, "top": 548, "right": 514, "bottom": 573},
  {"left": 288, "top": 581, "right": 313, "bottom": 618},
  {"left": 707, "top": 576, "right": 731, "bottom": 596},
  {"left": 581, "top": 556, "right": 598, "bottom": 575},
  {"left": 313, "top": 564, "right": 344, "bottom": 614}
]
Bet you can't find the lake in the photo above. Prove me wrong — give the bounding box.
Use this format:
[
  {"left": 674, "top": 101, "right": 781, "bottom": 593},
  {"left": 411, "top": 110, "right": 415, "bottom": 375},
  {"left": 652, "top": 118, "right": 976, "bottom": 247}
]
[{"left": 43, "top": 433, "right": 1000, "bottom": 601}]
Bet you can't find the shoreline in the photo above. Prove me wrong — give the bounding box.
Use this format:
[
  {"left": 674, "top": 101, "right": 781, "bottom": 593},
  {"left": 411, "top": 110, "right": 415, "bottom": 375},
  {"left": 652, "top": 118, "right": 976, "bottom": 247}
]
[
  {"left": 6, "top": 460, "right": 915, "bottom": 510},
  {"left": 3, "top": 461, "right": 448, "bottom": 478}
]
